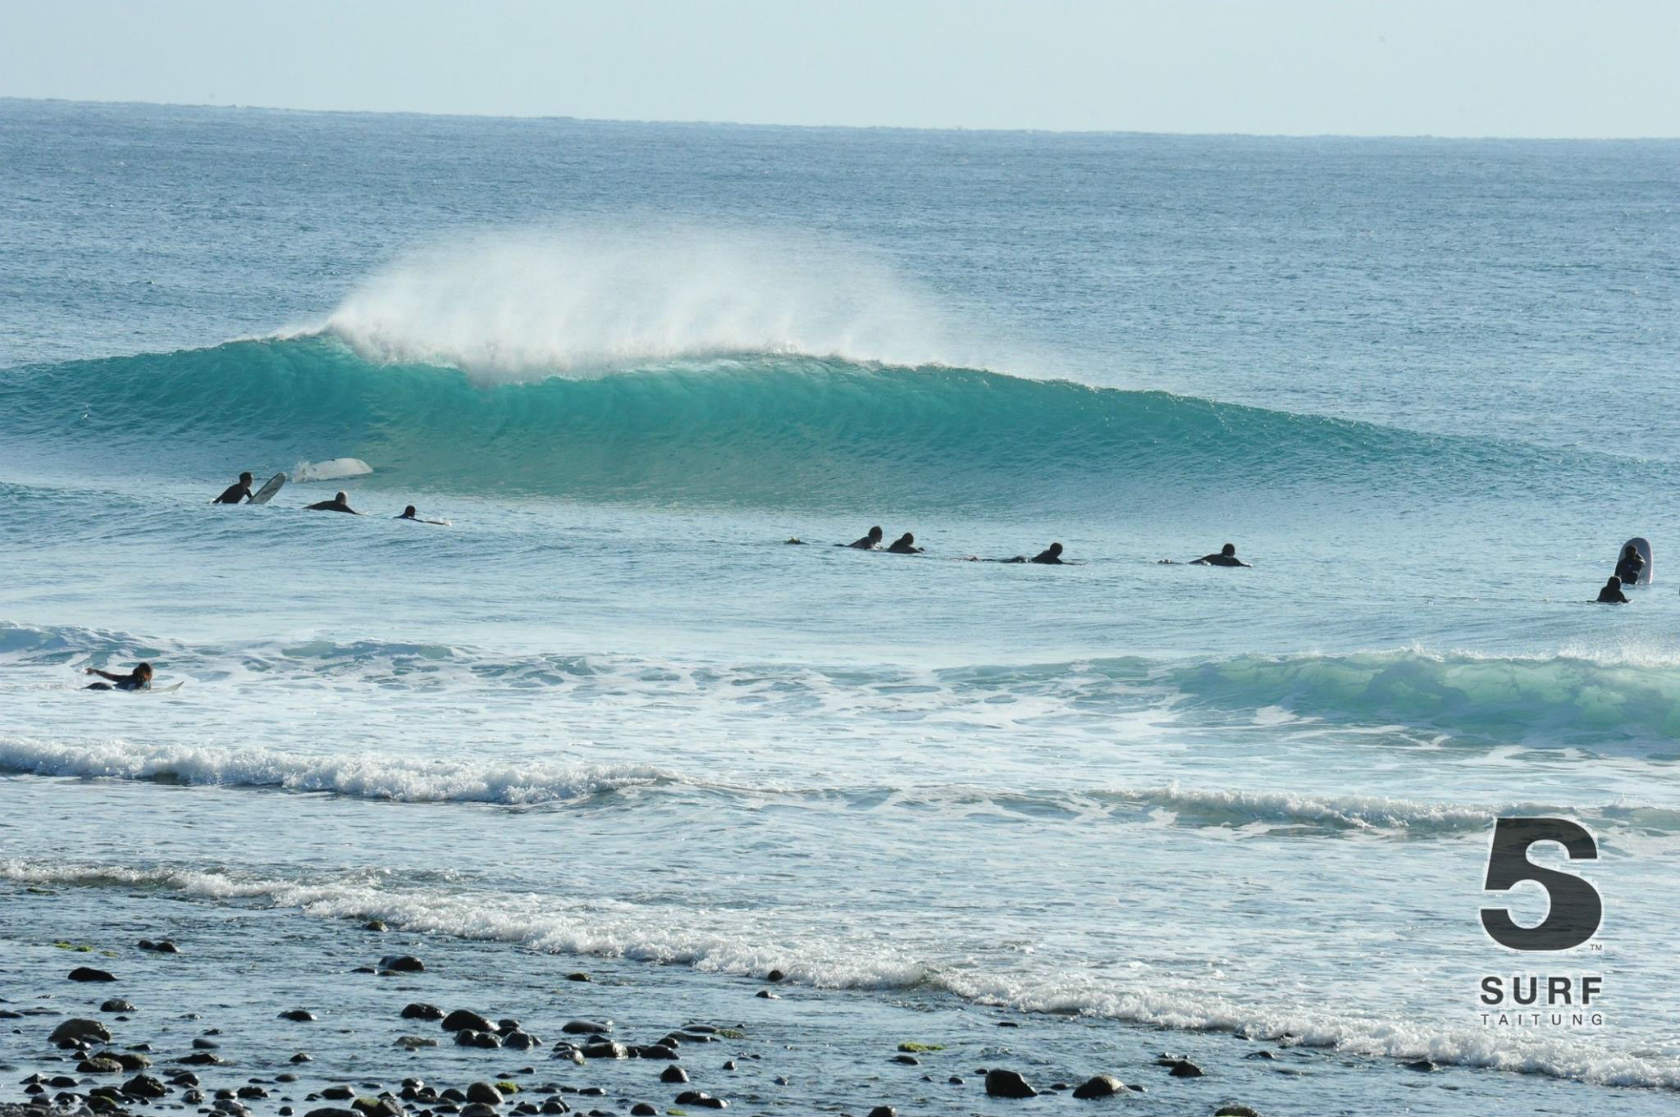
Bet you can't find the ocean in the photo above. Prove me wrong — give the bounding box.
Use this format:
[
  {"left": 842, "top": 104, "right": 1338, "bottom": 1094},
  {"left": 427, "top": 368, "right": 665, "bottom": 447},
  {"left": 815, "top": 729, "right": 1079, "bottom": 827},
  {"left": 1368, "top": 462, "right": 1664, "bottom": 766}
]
[{"left": 2, "top": 98, "right": 1678, "bottom": 1114}]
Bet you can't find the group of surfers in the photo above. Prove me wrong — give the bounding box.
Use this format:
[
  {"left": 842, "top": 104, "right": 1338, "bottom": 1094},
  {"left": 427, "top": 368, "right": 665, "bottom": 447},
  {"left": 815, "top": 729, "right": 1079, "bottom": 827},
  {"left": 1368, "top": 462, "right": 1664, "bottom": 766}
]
[
  {"left": 1597, "top": 544, "right": 1648, "bottom": 604},
  {"left": 212, "top": 471, "right": 445, "bottom": 524},
  {"left": 815, "top": 525, "right": 1253, "bottom": 567}
]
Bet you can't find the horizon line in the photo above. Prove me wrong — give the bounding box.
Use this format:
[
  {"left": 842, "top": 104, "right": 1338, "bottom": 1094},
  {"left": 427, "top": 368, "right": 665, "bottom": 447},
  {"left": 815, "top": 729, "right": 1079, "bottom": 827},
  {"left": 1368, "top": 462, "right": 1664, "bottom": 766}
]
[{"left": 5, "top": 95, "right": 1678, "bottom": 143}]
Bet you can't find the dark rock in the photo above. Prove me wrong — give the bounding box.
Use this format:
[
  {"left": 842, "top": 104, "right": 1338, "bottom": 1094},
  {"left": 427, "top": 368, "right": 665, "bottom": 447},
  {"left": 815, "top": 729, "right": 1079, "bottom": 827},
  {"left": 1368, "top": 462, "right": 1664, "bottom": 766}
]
[
  {"left": 99, "top": 999, "right": 135, "bottom": 1014},
  {"left": 995, "top": 1020, "right": 1019, "bottom": 1027},
  {"left": 546, "top": 1101, "right": 573, "bottom": 1115},
  {"left": 467, "top": 1082, "right": 506, "bottom": 1105},
  {"left": 660, "top": 1066, "right": 688, "bottom": 1084},
  {"left": 755, "top": 990, "right": 779, "bottom": 999},
  {"left": 564, "top": 972, "right": 590, "bottom": 982},
  {"left": 947, "top": 1076, "right": 964, "bottom": 1085},
  {"left": 69, "top": 967, "right": 117, "bottom": 983},
  {"left": 193, "top": 1037, "right": 220, "bottom": 1049},
  {"left": 1167, "top": 1060, "right": 1204, "bottom": 1078},
  {"left": 1404, "top": 1059, "right": 1437, "bottom": 1072},
  {"left": 721, "top": 1060, "right": 736, "bottom": 1071},
  {"left": 504, "top": 1031, "right": 541, "bottom": 1050},
  {"left": 674, "top": 1091, "right": 727, "bottom": 1109},
  {"left": 363, "top": 920, "right": 389, "bottom": 932},
  {"left": 580, "top": 1041, "right": 627, "bottom": 1060},
  {"left": 456, "top": 1029, "right": 503, "bottom": 1049},
  {"left": 636, "top": 1044, "right": 678, "bottom": 1060},
  {"left": 890, "top": 1054, "right": 918, "bottom": 1065},
  {"left": 1215, "top": 1107, "right": 1261, "bottom": 1117},
  {"left": 550, "top": 1043, "right": 584, "bottom": 1064},
  {"left": 630, "top": 1106, "right": 654, "bottom": 1116},
  {"left": 177, "top": 1051, "right": 224, "bottom": 1065},
  {"left": 766, "top": 969, "right": 785, "bottom": 982},
  {"left": 122, "top": 1074, "right": 168, "bottom": 1099},
  {"left": 380, "top": 955, "right": 425, "bottom": 973},
  {"left": 461, "top": 1105, "right": 501, "bottom": 1117},
  {"left": 105, "top": 1051, "right": 151, "bottom": 1070},
  {"left": 1244, "top": 1050, "right": 1276, "bottom": 1060},
  {"left": 867, "top": 1108, "right": 896, "bottom": 1117},
  {"left": 496, "top": 1018, "right": 522, "bottom": 1034},
  {"left": 321, "top": 1086, "right": 356, "bottom": 1099},
  {"left": 50, "top": 1018, "right": 111, "bottom": 1045},
  {"left": 402, "top": 1003, "right": 444, "bottom": 1021},
  {"left": 137, "top": 939, "right": 180, "bottom": 953},
  {"left": 280, "top": 1009, "right": 318, "bottom": 1022},
  {"left": 237, "top": 1085, "right": 270, "bottom": 1098},
  {"left": 304, "top": 1109, "right": 359, "bottom": 1117},
  {"left": 773, "top": 1076, "right": 790, "bottom": 1086},
  {"left": 442, "top": 1010, "right": 495, "bottom": 1033},
  {"left": 1071, "top": 1075, "right": 1125, "bottom": 1099},
  {"left": 78, "top": 1057, "right": 125, "bottom": 1074},
  {"left": 291, "top": 1052, "right": 313, "bottom": 1063},
  {"left": 561, "top": 1020, "right": 610, "bottom": 1035},
  {"left": 170, "top": 1071, "right": 201, "bottom": 1087},
  {"left": 984, "top": 1069, "right": 1037, "bottom": 1099}
]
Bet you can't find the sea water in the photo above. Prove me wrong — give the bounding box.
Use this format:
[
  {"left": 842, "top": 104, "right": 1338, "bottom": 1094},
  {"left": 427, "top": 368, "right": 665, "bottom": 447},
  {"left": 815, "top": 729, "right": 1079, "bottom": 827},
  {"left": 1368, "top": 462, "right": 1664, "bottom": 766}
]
[{"left": 2, "top": 99, "right": 1679, "bottom": 1111}]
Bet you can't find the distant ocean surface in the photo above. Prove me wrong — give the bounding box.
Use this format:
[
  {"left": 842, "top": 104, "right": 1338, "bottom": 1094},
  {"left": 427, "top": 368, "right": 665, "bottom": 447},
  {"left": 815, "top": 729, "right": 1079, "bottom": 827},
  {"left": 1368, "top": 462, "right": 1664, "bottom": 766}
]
[{"left": 3, "top": 99, "right": 1679, "bottom": 1111}]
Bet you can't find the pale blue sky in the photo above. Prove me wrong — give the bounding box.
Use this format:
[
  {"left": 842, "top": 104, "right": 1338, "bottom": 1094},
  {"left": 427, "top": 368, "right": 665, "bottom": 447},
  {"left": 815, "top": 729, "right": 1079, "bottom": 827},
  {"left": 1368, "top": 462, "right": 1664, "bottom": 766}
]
[{"left": 4, "top": 0, "right": 1676, "bottom": 136}]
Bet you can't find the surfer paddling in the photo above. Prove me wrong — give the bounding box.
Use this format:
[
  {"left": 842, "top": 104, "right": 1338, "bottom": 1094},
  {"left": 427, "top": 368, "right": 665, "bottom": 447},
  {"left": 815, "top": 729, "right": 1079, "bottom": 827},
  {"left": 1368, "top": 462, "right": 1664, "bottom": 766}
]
[
  {"left": 211, "top": 472, "right": 254, "bottom": 504},
  {"left": 845, "top": 526, "right": 885, "bottom": 550},
  {"left": 397, "top": 504, "right": 449, "bottom": 526},
  {"left": 1192, "top": 543, "right": 1251, "bottom": 567},
  {"left": 84, "top": 663, "right": 153, "bottom": 691},
  {"left": 886, "top": 532, "right": 923, "bottom": 554},
  {"left": 307, "top": 491, "right": 361, "bottom": 515}
]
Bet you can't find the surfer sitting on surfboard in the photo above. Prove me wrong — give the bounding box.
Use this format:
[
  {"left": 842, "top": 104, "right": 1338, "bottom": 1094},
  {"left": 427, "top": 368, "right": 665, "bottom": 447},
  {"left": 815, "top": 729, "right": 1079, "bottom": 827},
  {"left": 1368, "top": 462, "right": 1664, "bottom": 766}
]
[
  {"left": 1597, "top": 576, "right": 1630, "bottom": 604},
  {"left": 1615, "top": 544, "right": 1645, "bottom": 586},
  {"left": 212, "top": 472, "right": 254, "bottom": 504},
  {"left": 307, "top": 491, "right": 361, "bottom": 515},
  {"left": 85, "top": 663, "right": 153, "bottom": 691}
]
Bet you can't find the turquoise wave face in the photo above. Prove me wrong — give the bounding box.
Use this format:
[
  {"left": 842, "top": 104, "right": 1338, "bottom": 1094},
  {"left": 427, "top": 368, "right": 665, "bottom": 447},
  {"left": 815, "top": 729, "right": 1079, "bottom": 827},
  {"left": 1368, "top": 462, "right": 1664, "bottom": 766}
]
[{"left": 0, "top": 335, "right": 1603, "bottom": 511}]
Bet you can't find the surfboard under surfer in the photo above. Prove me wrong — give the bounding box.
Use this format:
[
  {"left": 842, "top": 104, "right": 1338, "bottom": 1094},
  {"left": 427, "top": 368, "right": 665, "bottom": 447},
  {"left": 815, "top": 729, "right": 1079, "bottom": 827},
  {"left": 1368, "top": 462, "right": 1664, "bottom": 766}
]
[{"left": 212, "top": 472, "right": 254, "bottom": 504}]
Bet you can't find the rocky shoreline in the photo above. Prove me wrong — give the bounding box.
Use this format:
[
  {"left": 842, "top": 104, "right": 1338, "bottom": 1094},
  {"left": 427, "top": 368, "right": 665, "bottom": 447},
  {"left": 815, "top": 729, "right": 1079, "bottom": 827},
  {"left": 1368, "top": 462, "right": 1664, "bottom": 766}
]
[{"left": 2, "top": 916, "right": 1282, "bottom": 1117}]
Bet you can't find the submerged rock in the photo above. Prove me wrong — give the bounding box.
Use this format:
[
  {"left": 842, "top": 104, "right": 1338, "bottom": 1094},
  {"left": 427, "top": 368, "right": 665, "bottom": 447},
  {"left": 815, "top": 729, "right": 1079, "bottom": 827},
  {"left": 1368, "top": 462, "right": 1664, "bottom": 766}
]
[
  {"left": 1167, "top": 1059, "right": 1204, "bottom": 1078},
  {"left": 441, "top": 1009, "right": 495, "bottom": 1033},
  {"left": 69, "top": 967, "right": 117, "bottom": 983},
  {"left": 1071, "top": 1075, "right": 1125, "bottom": 1098},
  {"left": 379, "top": 955, "right": 425, "bottom": 974},
  {"left": 401, "top": 1003, "right": 444, "bottom": 1021},
  {"left": 51, "top": 1018, "right": 111, "bottom": 1045},
  {"left": 984, "top": 1069, "right": 1037, "bottom": 1098},
  {"left": 279, "top": 1009, "right": 317, "bottom": 1022},
  {"left": 99, "top": 999, "right": 136, "bottom": 1014}
]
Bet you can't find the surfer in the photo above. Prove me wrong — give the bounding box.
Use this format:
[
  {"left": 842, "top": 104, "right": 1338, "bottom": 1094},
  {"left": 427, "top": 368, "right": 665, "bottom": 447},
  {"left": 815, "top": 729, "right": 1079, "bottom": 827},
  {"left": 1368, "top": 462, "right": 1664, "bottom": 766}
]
[
  {"left": 396, "top": 504, "right": 448, "bottom": 525},
  {"left": 307, "top": 491, "right": 361, "bottom": 515},
  {"left": 84, "top": 663, "right": 153, "bottom": 691},
  {"left": 1193, "top": 543, "right": 1251, "bottom": 568},
  {"left": 887, "top": 532, "right": 923, "bottom": 554},
  {"left": 1596, "top": 576, "right": 1630, "bottom": 604},
  {"left": 846, "top": 526, "right": 885, "bottom": 550},
  {"left": 211, "top": 472, "right": 254, "bottom": 504},
  {"left": 1615, "top": 544, "right": 1645, "bottom": 586},
  {"left": 1003, "top": 542, "right": 1064, "bottom": 564}
]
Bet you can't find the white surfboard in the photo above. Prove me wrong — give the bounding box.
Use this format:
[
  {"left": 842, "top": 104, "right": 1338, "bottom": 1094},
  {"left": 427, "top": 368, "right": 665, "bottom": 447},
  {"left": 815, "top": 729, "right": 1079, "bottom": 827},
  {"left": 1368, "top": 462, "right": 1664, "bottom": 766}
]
[
  {"left": 250, "top": 472, "right": 287, "bottom": 505},
  {"left": 1617, "top": 536, "right": 1652, "bottom": 586},
  {"left": 140, "top": 682, "right": 185, "bottom": 694}
]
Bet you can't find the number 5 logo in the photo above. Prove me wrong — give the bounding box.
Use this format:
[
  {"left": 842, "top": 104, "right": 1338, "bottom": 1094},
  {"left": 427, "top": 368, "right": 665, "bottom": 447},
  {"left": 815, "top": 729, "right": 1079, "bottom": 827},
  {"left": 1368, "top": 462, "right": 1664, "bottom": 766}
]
[{"left": 1481, "top": 817, "right": 1602, "bottom": 951}]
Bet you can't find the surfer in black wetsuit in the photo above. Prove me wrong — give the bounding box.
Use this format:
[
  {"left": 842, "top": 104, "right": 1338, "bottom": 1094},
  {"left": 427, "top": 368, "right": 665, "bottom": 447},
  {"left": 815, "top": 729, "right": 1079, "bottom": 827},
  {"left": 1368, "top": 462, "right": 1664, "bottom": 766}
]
[
  {"left": 1597, "top": 576, "right": 1630, "bottom": 604},
  {"left": 212, "top": 472, "right": 254, "bottom": 504},
  {"left": 84, "top": 663, "right": 153, "bottom": 691},
  {"left": 1003, "top": 542, "right": 1064, "bottom": 564},
  {"left": 307, "top": 491, "right": 360, "bottom": 514},
  {"left": 887, "top": 532, "right": 923, "bottom": 554},
  {"left": 1615, "top": 545, "right": 1645, "bottom": 586},
  {"left": 396, "top": 504, "right": 448, "bottom": 525},
  {"left": 847, "top": 526, "right": 885, "bottom": 550},
  {"left": 1193, "top": 543, "right": 1251, "bottom": 568}
]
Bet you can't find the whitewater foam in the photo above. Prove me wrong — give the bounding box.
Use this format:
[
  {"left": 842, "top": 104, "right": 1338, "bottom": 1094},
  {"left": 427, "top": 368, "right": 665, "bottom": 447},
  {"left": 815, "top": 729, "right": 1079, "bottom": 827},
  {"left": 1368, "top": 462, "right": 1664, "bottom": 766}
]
[{"left": 321, "top": 225, "right": 980, "bottom": 380}]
